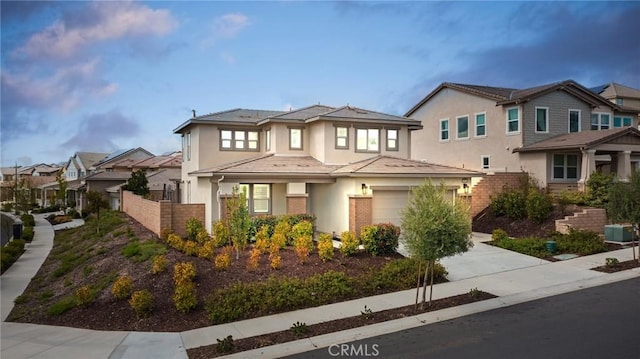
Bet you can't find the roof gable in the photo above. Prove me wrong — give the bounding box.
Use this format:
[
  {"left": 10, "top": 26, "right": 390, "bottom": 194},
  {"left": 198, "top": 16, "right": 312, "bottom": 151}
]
[{"left": 515, "top": 127, "right": 640, "bottom": 152}]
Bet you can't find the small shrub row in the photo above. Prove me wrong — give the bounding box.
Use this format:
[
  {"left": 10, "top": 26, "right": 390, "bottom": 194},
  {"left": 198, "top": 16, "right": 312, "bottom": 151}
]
[
  {"left": 491, "top": 228, "right": 607, "bottom": 258},
  {"left": 360, "top": 223, "right": 400, "bottom": 256},
  {"left": 20, "top": 214, "right": 35, "bottom": 227},
  {"left": 249, "top": 213, "right": 316, "bottom": 239},
  {"left": 1, "top": 239, "right": 26, "bottom": 273}
]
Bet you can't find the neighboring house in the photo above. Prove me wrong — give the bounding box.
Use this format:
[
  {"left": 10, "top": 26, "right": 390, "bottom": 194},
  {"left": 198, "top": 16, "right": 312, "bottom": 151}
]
[
  {"left": 0, "top": 167, "right": 19, "bottom": 202},
  {"left": 592, "top": 82, "right": 640, "bottom": 113},
  {"left": 105, "top": 167, "right": 182, "bottom": 210},
  {"left": 64, "top": 152, "right": 109, "bottom": 182},
  {"left": 109, "top": 153, "right": 182, "bottom": 172},
  {"left": 406, "top": 80, "right": 640, "bottom": 192},
  {"left": 92, "top": 147, "right": 154, "bottom": 172},
  {"left": 173, "top": 105, "right": 481, "bottom": 234}
]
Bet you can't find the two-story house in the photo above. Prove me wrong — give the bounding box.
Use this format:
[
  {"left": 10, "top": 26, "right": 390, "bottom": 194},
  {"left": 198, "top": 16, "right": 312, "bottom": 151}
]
[
  {"left": 406, "top": 80, "right": 640, "bottom": 193},
  {"left": 592, "top": 82, "right": 640, "bottom": 114},
  {"left": 173, "top": 105, "right": 481, "bottom": 234}
]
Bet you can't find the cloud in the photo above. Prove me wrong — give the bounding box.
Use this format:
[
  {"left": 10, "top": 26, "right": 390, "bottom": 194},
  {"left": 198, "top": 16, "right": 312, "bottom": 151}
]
[
  {"left": 12, "top": 0, "right": 177, "bottom": 60},
  {"left": 62, "top": 110, "right": 141, "bottom": 152},
  {"left": 219, "top": 51, "right": 236, "bottom": 64},
  {"left": 213, "top": 13, "right": 249, "bottom": 38}
]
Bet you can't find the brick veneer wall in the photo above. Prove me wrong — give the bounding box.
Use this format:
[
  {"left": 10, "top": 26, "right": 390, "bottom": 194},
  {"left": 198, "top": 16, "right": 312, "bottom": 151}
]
[
  {"left": 121, "top": 191, "right": 204, "bottom": 238},
  {"left": 555, "top": 208, "right": 608, "bottom": 234},
  {"left": 349, "top": 195, "right": 372, "bottom": 238},
  {"left": 287, "top": 195, "right": 307, "bottom": 214},
  {"left": 470, "top": 172, "right": 528, "bottom": 217}
]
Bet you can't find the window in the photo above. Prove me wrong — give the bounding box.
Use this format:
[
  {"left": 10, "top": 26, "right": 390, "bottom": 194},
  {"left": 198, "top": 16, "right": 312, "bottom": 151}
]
[
  {"left": 386, "top": 129, "right": 398, "bottom": 151},
  {"left": 616, "top": 98, "right": 623, "bottom": 106},
  {"left": 456, "top": 116, "right": 469, "bottom": 139},
  {"left": 553, "top": 154, "right": 578, "bottom": 180},
  {"left": 535, "top": 107, "right": 549, "bottom": 133},
  {"left": 591, "top": 113, "right": 610, "bottom": 130},
  {"left": 220, "top": 130, "right": 259, "bottom": 151},
  {"left": 475, "top": 113, "right": 486, "bottom": 137},
  {"left": 289, "top": 128, "right": 303, "bottom": 150},
  {"left": 506, "top": 107, "right": 520, "bottom": 133},
  {"left": 568, "top": 110, "right": 581, "bottom": 133},
  {"left": 265, "top": 129, "right": 271, "bottom": 151},
  {"left": 481, "top": 155, "right": 490, "bottom": 170},
  {"left": 356, "top": 128, "right": 379, "bottom": 152},
  {"left": 440, "top": 119, "right": 449, "bottom": 141},
  {"left": 239, "top": 183, "right": 271, "bottom": 214},
  {"left": 613, "top": 116, "right": 632, "bottom": 128},
  {"left": 335, "top": 126, "right": 349, "bottom": 149},
  {"left": 182, "top": 132, "right": 191, "bottom": 161}
]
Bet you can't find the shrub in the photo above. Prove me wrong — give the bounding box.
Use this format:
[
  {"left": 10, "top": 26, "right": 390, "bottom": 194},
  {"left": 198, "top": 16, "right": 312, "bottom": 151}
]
[
  {"left": 21, "top": 227, "right": 34, "bottom": 242},
  {"left": 129, "top": 289, "right": 153, "bottom": 318},
  {"left": 47, "top": 296, "right": 76, "bottom": 315},
  {"left": 605, "top": 257, "right": 620, "bottom": 268},
  {"left": 526, "top": 190, "right": 553, "bottom": 224},
  {"left": 491, "top": 236, "right": 547, "bottom": 258},
  {"left": 216, "top": 335, "right": 234, "bottom": 354},
  {"left": 290, "top": 321, "right": 309, "bottom": 336},
  {"left": 121, "top": 240, "right": 167, "bottom": 262},
  {"left": 294, "top": 242, "right": 310, "bottom": 264},
  {"left": 270, "top": 232, "right": 287, "bottom": 249},
  {"left": 212, "top": 221, "right": 229, "bottom": 247},
  {"left": 75, "top": 285, "right": 94, "bottom": 306},
  {"left": 274, "top": 219, "right": 292, "bottom": 245},
  {"left": 339, "top": 231, "right": 358, "bottom": 256},
  {"left": 183, "top": 240, "right": 199, "bottom": 256},
  {"left": 491, "top": 189, "right": 526, "bottom": 219},
  {"left": 291, "top": 221, "right": 314, "bottom": 241},
  {"left": 361, "top": 305, "right": 374, "bottom": 319},
  {"left": 197, "top": 240, "right": 216, "bottom": 259},
  {"left": 112, "top": 275, "right": 133, "bottom": 299},
  {"left": 269, "top": 252, "right": 282, "bottom": 270},
  {"left": 195, "top": 228, "right": 211, "bottom": 244},
  {"left": 151, "top": 255, "right": 168, "bottom": 274},
  {"left": 186, "top": 218, "right": 204, "bottom": 241},
  {"left": 20, "top": 214, "right": 35, "bottom": 227},
  {"left": 317, "top": 233, "right": 334, "bottom": 262},
  {"left": 364, "top": 258, "right": 445, "bottom": 292},
  {"left": 167, "top": 233, "right": 185, "bottom": 251},
  {"left": 552, "top": 228, "right": 607, "bottom": 256},
  {"left": 586, "top": 171, "right": 614, "bottom": 207},
  {"left": 214, "top": 247, "right": 232, "bottom": 270},
  {"left": 361, "top": 223, "right": 400, "bottom": 256},
  {"left": 491, "top": 228, "right": 509, "bottom": 241},
  {"left": 173, "top": 262, "right": 196, "bottom": 286},
  {"left": 173, "top": 282, "right": 198, "bottom": 313},
  {"left": 246, "top": 248, "right": 261, "bottom": 271},
  {"left": 250, "top": 215, "right": 277, "bottom": 238},
  {"left": 255, "top": 225, "right": 271, "bottom": 253},
  {"left": 294, "top": 234, "right": 314, "bottom": 253},
  {"left": 160, "top": 228, "right": 173, "bottom": 242}
]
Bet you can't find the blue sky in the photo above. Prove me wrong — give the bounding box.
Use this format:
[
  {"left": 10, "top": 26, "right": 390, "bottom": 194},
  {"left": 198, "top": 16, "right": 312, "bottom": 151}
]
[{"left": 2, "top": 0, "right": 639, "bottom": 167}]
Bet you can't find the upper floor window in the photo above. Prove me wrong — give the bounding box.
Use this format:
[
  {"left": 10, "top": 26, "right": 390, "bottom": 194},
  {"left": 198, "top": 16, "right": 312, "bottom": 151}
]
[
  {"left": 289, "top": 127, "right": 303, "bottom": 150},
  {"left": 591, "top": 113, "right": 610, "bottom": 130},
  {"left": 568, "top": 110, "right": 581, "bottom": 133},
  {"left": 535, "top": 107, "right": 549, "bottom": 133},
  {"left": 506, "top": 107, "right": 520, "bottom": 133},
  {"left": 613, "top": 116, "right": 632, "bottom": 128},
  {"left": 553, "top": 154, "right": 578, "bottom": 180},
  {"left": 475, "top": 113, "right": 486, "bottom": 137},
  {"left": 265, "top": 129, "right": 271, "bottom": 151},
  {"left": 335, "top": 126, "right": 349, "bottom": 149},
  {"left": 440, "top": 119, "right": 449, "bottom": 141},
  {"left": 481, "top": 155, "right": 490, "bottom": 170},
  {"left": 456, "top": 116, "right": 469, "bottom": 139},
  {"left": 182, "top": 132, "right": 191, "bottom": 160},
  {"left": 221, "top": 129, "right": 259, "bottom": 151},
  {"left": 616, "top": 98, "right": 623, "bottom": 106},
  {"left": 356, "top": 128, "right": 379, "bottom": 152},
  {"left": 386, "top": 129, "right": 398, "bottom": 151}
]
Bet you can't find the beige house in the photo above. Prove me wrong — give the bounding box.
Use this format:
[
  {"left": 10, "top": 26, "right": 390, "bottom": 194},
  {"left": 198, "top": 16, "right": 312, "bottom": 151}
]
[
  {"left": 406, "top": 80, "right": 640, "bottom": 192},
  {"left": 174, "top": 105, "right": 481, "bottom": 234}
]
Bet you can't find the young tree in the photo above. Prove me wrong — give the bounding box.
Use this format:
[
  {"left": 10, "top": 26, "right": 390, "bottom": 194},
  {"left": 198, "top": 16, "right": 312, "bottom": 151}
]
[
  {"left": 86, "top": 190, "right": 109, "bottom": 234},
  {"left": 226, "top": 186, "right": 250, "bottom": 260},
  {"left": 122, "top": 170, "right": 150, "bottom": 197},
  {"left": 401, "top": 179, "right": 473, "bottom": 308},
  {"left": 55, "top": 169, "right": 68, "bottom": 210},
  {"left": 607, "top": 169, "right": 640, "bottom": 264}
]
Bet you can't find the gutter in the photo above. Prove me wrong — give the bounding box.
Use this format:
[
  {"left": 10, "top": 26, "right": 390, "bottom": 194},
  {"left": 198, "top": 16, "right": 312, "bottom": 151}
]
[{"left": 216, "top": 176, "right": 225, "bottom": 221}]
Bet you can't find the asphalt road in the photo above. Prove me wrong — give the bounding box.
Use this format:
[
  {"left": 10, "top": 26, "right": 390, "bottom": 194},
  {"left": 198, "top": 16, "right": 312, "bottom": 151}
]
[{"left": 286, "top": 277, "right": 640, "bottom": 359}]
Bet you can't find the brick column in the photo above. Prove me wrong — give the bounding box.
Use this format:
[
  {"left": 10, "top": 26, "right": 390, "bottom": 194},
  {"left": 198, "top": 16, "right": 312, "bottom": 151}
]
[
  {"left": 286, "top": 194, "right": 308, "bottom": 214},
  {"left": 159, "top": 200, "right": 172, "bottom": 236},
  {"left": 349, "top": 195, "right": 372, "bottom": 238}
]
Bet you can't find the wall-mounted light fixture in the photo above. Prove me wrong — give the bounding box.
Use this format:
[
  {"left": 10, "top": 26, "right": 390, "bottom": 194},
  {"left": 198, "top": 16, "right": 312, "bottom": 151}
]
[{"left": 361, "top": 183, "right": 367, "bottom": 195}]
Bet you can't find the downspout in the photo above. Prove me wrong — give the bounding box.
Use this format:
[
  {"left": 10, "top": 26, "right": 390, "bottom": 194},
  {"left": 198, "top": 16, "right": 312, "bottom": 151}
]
[{"left": 216, "top": 176, "right": 225, "bottom": 220}]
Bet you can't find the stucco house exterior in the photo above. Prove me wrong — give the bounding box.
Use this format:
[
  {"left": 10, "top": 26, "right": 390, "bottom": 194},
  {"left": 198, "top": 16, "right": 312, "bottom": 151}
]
[
  {"left": 406, "top": 80, "right": 640, "bottom": 192},
  {"left": 173, "top": 105, "right": 481, "bottom": 234}
]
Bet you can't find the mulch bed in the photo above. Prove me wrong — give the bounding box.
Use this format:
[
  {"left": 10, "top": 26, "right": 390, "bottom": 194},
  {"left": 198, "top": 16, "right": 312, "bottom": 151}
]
[
  {"left": 188, "top": 291, "right": 496, "bottom": 358},
  {"left": 591, "top": 259, "right": 640, "bottom": 273}
]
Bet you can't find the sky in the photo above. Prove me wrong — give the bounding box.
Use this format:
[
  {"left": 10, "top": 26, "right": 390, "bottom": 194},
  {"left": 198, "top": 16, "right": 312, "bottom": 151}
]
[{"left": 2, "top": 0, "right": 639, "bottom": 167}]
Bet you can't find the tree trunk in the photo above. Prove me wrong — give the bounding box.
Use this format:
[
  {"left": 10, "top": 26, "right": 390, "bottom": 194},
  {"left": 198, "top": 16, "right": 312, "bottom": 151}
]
[
  {"left": 428, "top": 260, "right": 435, "bottom": 307},
  {"left": 414, "top": 260, "right": 422, "bottom": 312},
  {"left": 421, "top": 261, "right": 430, "bottom": 310}
]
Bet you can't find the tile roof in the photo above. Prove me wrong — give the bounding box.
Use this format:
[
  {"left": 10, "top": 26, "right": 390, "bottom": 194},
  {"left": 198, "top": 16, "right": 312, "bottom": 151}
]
[
  {"left": 191, "top": 154, "right": 339, "bottom": 178},
  {"left": 596, "top": 82, "right": 640, "bottom": 100},
  {"left": 174, "top": 109, "right": 285, "bottom": 132},
  {"left": 75, "top": 152, "right": 109, "bottom": 169},
  {"left": 314, "top": 106, "right": 421, "bottom": 127},
  {"left": 93, "top": 148, "right": 154, "bottom": 168},
  {"left": 266, "top": 105, "right": 335, "bottom": 121},
  {"left": 84, "top": 171, "right": 133, "bottom": 181},
  {"left": 514, "top": 127, "right": 640, "bottom": 152},
  {"left": 332, "top": 156, "right": 483, "bottom": 177}
]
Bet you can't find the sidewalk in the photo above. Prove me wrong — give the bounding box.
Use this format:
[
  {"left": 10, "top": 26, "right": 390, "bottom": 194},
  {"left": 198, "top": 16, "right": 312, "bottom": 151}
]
[{"left": 2, "top": 221, "right": 639, "bottom": 359}]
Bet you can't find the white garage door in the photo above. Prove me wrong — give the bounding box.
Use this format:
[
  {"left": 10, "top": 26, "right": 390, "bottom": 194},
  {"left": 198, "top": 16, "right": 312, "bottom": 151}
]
[{"left": 372, "top": 189, "right": 456, "bottom": 227}]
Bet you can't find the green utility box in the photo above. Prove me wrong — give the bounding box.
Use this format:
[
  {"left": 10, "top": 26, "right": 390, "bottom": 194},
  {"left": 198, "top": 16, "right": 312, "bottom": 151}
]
[{"left": 604, "top": 225, "right": 637, "bottom": 242}]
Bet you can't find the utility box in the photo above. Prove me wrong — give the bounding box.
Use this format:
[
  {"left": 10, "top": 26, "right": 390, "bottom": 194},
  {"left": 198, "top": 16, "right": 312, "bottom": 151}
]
[
  {"left": 12, "top": 220, "right": 23, "bottom": 240},
  {"left": 604, "top": 224, "right": 637, "bottom": 242}
]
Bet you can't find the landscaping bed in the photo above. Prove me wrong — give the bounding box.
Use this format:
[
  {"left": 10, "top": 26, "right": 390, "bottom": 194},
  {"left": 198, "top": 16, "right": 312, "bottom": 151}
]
[
  {"left": 188, "top": 290, "right": 496, "bottom": 358},
  {"left": 592, "top": 258, "right": 640, "bottom": 273}
]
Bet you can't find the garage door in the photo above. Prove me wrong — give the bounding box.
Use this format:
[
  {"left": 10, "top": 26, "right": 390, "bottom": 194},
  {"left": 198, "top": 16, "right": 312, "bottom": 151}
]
[
  {"left": 372, "top": 189, "right": 456, "bottom": 227},
  {"left": 372, "top": 190, "right": 410, "bottom": 226}
]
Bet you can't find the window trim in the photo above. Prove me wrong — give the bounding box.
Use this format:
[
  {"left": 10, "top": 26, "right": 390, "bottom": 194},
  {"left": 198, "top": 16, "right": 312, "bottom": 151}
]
[
  {"left": 439, "top": 118, "right": 450, "bottom": 142},
  {"left": 535, "top": 107, "right": 549, "bottom": 133},
  {"left": 613, "top": 116, "right": 633, "bottom": 128},
  {"left": 220, "top": 129, "right": 260, "bottom": 152},
  {"left": 265, "top": 128, "right": 271, "bottom": 151},
  {"left": 385, "top": 128, "right": 399, "bottom": 151},
  {"left": 239, "top": 183, "right": 271, "bottom": 215},
  {"left": 506, "top": 107, "right": 520, "bottom": 134},
  {"left": 456, "top": 115, "right": 470, "bottom": 140},
  {"left": 334, "top": 125, "right": 349, "bottom": 150},
  {"left": 355, "top": 127, "right": 381, "bottom": 153},
  {"left": 474, "top": 112, "right": 487, "bottom": 138},
  {"left": 590, "top": 112, "right": 611, "bottom": 130},
  {"left": 481, "top": 155, "right": 490, "bottom": 170},
  {"left": 289, "top": 126, "right": 303, "bottom": 150},
  {"left": 552, "top": 154, "right": 579, "bottom": 180},
  {"left": 568, "top": 109, "right": 581, "bottom": 133}
]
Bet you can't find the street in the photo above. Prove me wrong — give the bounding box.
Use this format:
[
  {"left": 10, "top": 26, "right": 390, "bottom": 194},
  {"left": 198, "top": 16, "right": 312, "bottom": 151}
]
[{"left": 286, "top": 277, "right": 640, "bottom": 359}]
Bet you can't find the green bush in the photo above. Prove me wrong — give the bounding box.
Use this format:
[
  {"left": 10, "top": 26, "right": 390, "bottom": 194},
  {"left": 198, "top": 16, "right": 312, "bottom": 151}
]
[
  {"left": 112, "top": 275, "right": 133, "bottom": 299},
  {"left": 173, "top": 282, "right": 198, "bottom": 313},
  {"left": 491, "top": 236, "right": 548, "bottom": 258},
  {"left": 129, "top": 289, "right": 153, "bottom": 318},
  {"left": 121, "top": 240, "right": 167, "bottom": 263},
  {"left": 75, "top": 285, "right": 94, "bottom": 306},
  {"left": 21, "top": 226, "right": 34, "bottom": 241},
  {"left": 185, "top": 218, "right": 204, "bottom": 241},
  {"left": 47, "top": 296, "right": 77, "bottom": 315},
  {"left": 212, "top": 221, "right": 229, "bottom": 248},
  {"left": 339, "top": 231, "right": 359, "bottom": 256},
  {"left": 586, "top": 171, "right": 614, "bottom": 207},
  {"left": 361, "top": 223, "right": 400, "bottom": 256},
  {"left": 20, "top": 214, "right": 35, "bottom": 227},
  {"left": 491, "top": 190, "right": 526, "bottom": 219},
  {"left": 317, "top": 233, "right": 334, "bottom": 262},
  {"left": 1, "top": 239, "right": 26, "bottom": 273},
  {"left": 291, "top": 221, "right": 314, "bottom": 241},
  {"left": 551, "top": 228, "right": 607, "bottom": 256},
  {"left": 216, "top": 335, "right": 234, "bottom": 354},
  {"left": 363, "top": 258, "right": 446, "bottom": 292},
  {"left": 526, "top": 190, "right": 553, "bottom": 224}
]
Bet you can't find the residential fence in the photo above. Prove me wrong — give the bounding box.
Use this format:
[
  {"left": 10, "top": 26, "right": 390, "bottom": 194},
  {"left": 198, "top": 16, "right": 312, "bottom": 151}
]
[{"left": 121, "top": 190, "right": 204, "bottom": 238}]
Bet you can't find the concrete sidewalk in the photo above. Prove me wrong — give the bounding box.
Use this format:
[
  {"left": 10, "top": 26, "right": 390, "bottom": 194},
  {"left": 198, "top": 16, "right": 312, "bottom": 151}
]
[{"left": 2, "top": 220, "right": 639, "bottom": 359}]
